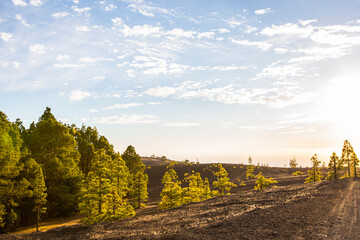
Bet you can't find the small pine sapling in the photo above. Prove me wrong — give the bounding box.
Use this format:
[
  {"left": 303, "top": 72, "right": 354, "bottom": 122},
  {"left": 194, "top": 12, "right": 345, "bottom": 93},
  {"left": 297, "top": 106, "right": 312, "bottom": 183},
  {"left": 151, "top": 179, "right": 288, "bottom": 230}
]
[{"left": 254, "top": 172, "right": 278, "bottom": 190}]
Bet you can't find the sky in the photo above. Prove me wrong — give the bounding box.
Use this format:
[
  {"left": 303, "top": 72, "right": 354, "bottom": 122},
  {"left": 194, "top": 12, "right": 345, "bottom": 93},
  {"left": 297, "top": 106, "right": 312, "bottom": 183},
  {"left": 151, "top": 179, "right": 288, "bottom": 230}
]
[{"left": 1, "top": 0, "right": 360, "bottom": 167}]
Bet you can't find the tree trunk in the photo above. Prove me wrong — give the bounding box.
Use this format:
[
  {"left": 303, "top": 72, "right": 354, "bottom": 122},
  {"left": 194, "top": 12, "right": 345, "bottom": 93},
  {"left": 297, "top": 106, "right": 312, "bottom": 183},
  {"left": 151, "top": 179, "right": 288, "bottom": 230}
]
[
  {"left": 138, "top": 173, "right": 141, "bottom": 209},
  {"left": 36, "top": 209, "right": 39, "bottom": 232},
  {"left": 354, "top": 160, "right": 357, "bottom": 177},
  {"left": 99, "top": 177, "right": 102, "bottom": 215},
  {"left": 348, "top": 158, "right": 351, "bottom": 177},
  {"left": 334, "top": 163, "right": 337, "bottom": 179}
]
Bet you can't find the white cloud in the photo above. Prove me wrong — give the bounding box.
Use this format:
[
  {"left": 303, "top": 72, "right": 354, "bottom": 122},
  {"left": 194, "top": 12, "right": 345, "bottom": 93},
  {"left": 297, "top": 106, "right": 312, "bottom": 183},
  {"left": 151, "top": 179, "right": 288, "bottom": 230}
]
[
  {"left": 92, "top": 115, "right": 159, "bottom": 124},
  {"left": 143, "top": 81, "right": 308, "bottom": 108},
  {"left": 162, "top": 122, "right": 202, "bottom": 127},
  {"left": 148, "top": 102, "right": 161, "bottom": 105},
  {"left": 0, "top": 32, "right": 13, "bottom": 42},
  {"left": 218, "top": 28, "right": 230, "bottom": 33},
  {"left": 245, "top": 26, "right": 257, "bottom": 33},
  {"left": 167, "top": 28, "right": 196, "bottom": 38},
  {"left": 212, "top": 65, "right": 249, "bottom": 71},
  {"left": 54, "top": 63, "right": 83, "bottom": 68},
  {"left": 89, "top": 109, "right": 98, "bottom": 113},
  {"left": 144, "top": 86, "right": 179, "bottom": 97},
  {"left": 104, "top": 4, "right": 117, "bottom": 11},
  {"left": 73, "top": 0, "right": 79, "bottom": 3},
  {"left": 230, "top": 38, "right": 272, "bottom": 50},
  {"left": 299, "top": 19, "right": 317, "bottom": 26},
  {"left": 256, "top": 62, "right": 303, "bottom": 80},
  {"left": 197, "top": 32, "right": 214, "bottom": 39},
  {"left": 12, "top": 0, "right": 27, "bottom": 7},
  {"left": 125, "top": 0, "right": 172, "bottom": 17},
  {"left": 91, "top": 76, "right": 106, "bottom": 81},
  {"left": 121, "top": 24, "right": 163, "bottom": 37},
  {"left": 111, "top": 17, "right": 123, "bottom": 26},
  {"left": 68, "top": 90, "right": 91, "bottom": 101},
  {"left": 261, "top": 23, "right": 314, "bottom": 38},
  {"left": 78, "top": 57, "right": 114, "bottom": 62},
  {"left": 71, "top": 6, "right": 91, "bottom": 14},
  {"left": 105, "top": 103, "right": 143, "bottom": 110},
  {"left": 15, "top": 14, "right": 31, "bottom": 28},
  {"left": 29, "top": 0, "right": 43, "bottom": 6},
  {"left": 75, "top": 26, "right": 91, "bottom": 32},
  {"left": 52, "top": 12, "right": 70, "bottom": 18},
  {"left": 254, "top": 8, "right": 272, "bottom": 15},
  {"left": 56, "top": 54, "right": 70, "bottom": 61},
  {"left": 29, "top": 44, "right": 46, "bottom": 54},
  {"left": 225, "top": 18, "right": 243, "bottom": 28}
]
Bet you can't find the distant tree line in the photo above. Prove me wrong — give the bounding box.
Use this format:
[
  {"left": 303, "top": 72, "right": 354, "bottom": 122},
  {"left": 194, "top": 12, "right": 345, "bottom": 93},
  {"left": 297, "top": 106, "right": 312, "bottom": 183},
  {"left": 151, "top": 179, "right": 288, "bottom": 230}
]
[{"left": 0, "top": 107, "right": 148, "bottom": 232}]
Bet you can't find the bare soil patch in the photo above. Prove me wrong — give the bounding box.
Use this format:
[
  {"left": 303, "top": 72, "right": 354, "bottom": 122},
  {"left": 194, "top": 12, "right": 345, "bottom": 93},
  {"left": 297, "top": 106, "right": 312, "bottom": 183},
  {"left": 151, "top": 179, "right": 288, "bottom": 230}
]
[{"left": 3, "top": 178, "right": 355, "bottom": 240}]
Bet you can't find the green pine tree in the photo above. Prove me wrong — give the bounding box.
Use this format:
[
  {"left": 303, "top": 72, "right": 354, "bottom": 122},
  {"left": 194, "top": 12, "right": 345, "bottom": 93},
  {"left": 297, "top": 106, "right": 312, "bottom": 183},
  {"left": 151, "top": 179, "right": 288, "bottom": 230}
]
[
  {"left": 159, "top": 165, "right": 183, "bottom": 209},
  {"left": 0, "top": 112, "right": 32, "bottom": 232},
  {"left": 23, "top": 107, "right": 81, "bottom": 217},
  {"left": 305, "top": 154, "right": 323, "bottom": 183},
  {"left": 254, "top": 172, "right": 278, "bottom": 190},
  {"left": 326, "top": 152, "right": 340, "bottom": 180},
  {"left": 212, "top": 164, "right": 237, "bottom": 196},
  {"left": 202, "top": 178, "right": 212, "bottom": 200},
  {"left": 246, "top": 156, "right": 255, "bottom": 179},
  {"left": 32, "top": 164, "right": 47, "bottom": 232},
  {"left": 341, "top": 140, "right": 354, "bottom": 178},
  {"left": 122, "top": 145, "right": 148, "bottom": 209}
]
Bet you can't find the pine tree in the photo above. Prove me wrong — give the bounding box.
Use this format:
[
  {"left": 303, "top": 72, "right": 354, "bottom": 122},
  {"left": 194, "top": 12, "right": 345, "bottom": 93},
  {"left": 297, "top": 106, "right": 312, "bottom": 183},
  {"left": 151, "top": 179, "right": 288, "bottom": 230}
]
[
  {"left": 182, "top": 171, "right": 205, "bottom": 204},
  {"left": 32, "top": 164, "right": 47, "bottom": 232},
  {"left": 0, "top": 112, "right": 32, "bottom": 232},
  {"left": 202, "top": 178, "right": 212, "bottom": 200},
  {"left": 131, "top": 171, "right": 148, "bottom": 209},
  {"left": 254, "top": 172, "right": 278, "bottom": 190},
  {"left": 289, "top": 157, "right": 298, "bottom": 168},
  {"left": 351, "top": 151, "right": 359, "bottom": 178},
  {"left": 79, "top": 149, "right": 111, "bottom": 224},
  {"left": 326, "top": 152, "right": 340, "bottom": 180},
  {"left": 212, "top": 164, "right": 237, "bottom": 195},
  {"left": 159, "top": 166, "right": 182, "bottom": 209},
  {"left": 122, "top": 145, "right": 148, "bottom": 209},
  {"left": 341, "top": 140, "right": 353, "bottom": 178},
  {"left": 292, "top": 171, "right": 304, "bottom": 177},
  {"left": 105, "top": 153, "right": 134, "bottom": 221},
  {"left": 23, "top": 107, "right": 81, "bottom": 217},
  {"left": 246, "top": 156, "right": 255, "bottom": 179},
  {"left": 305, "top": 154, "right": 323, "bottom": 183}
]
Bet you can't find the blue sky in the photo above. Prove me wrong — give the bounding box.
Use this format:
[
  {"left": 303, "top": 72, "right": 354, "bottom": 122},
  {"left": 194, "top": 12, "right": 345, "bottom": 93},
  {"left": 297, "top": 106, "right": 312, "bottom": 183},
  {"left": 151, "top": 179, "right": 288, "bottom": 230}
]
[{"left": 1, "top": 0, "right": 360, "bottom": 166}]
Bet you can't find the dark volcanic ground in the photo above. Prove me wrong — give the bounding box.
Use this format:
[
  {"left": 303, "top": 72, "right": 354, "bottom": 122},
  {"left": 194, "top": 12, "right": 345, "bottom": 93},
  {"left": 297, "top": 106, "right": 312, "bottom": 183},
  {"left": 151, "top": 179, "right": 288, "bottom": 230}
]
[{"left": 3, "top": 177, "right": 356, "bottom": 240}]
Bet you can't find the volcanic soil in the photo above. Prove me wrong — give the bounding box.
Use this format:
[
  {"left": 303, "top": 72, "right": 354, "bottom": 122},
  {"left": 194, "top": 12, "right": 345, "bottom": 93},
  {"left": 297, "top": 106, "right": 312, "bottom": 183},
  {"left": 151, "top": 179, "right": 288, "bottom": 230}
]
[{"left": 2, "top": 164, "right": 358, "bottom": 239}]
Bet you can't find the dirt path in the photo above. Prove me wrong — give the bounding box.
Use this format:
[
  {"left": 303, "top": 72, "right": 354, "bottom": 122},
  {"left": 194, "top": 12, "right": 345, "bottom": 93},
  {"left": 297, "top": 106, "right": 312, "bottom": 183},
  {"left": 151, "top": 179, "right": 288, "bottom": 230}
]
[{"left": 328, "top": 179, "right": 360, "bottom": 239}]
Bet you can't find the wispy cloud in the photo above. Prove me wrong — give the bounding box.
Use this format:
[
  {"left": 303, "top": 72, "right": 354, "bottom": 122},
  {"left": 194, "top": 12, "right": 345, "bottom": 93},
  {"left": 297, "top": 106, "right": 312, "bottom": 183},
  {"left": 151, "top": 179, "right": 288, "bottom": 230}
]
[
  {"left": 124, "top": 0, "right": 173, "bottom": 17},
  {"left": 92, "top": 114, "right": 159, "bottom": 124},
  {"left": 0, "top": 32, "right": 13, "bottom": 42},
  {"left": 15, "top": 14, "right": 31, "bottom": 27},
  {"left": 12, "top": 0, "right": 27, "bottom": 7},
  {"left": 29, "top": 0, "right": 43, "bottom": 7},
  {"left": 52, "top": 12, "right": 71, "bottom": 19},
  {"left": 105, "top": 103, "right": 143, "bottom": 110},
  {"left": 68, "top": 90, "right": 91, "bottom": 101},
  {"left": 162, "top": 122, "right": 202, "bottom": 127},
  {"left": 230, "top": 38, "right": 272, "bottom": 50},
  {"left": 29, "top": 44, "right": 46, "bottom": 54},
  {"left": 254, "top": 8, "right": 272, "bottom": 15}
]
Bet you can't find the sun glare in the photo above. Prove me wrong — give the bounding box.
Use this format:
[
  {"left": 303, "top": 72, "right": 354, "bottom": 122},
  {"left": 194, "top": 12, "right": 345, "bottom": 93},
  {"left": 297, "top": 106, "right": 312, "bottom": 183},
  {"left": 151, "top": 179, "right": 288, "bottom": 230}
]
[{"left": 319, "top": 74, "right": 360, "bottom": 143}]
